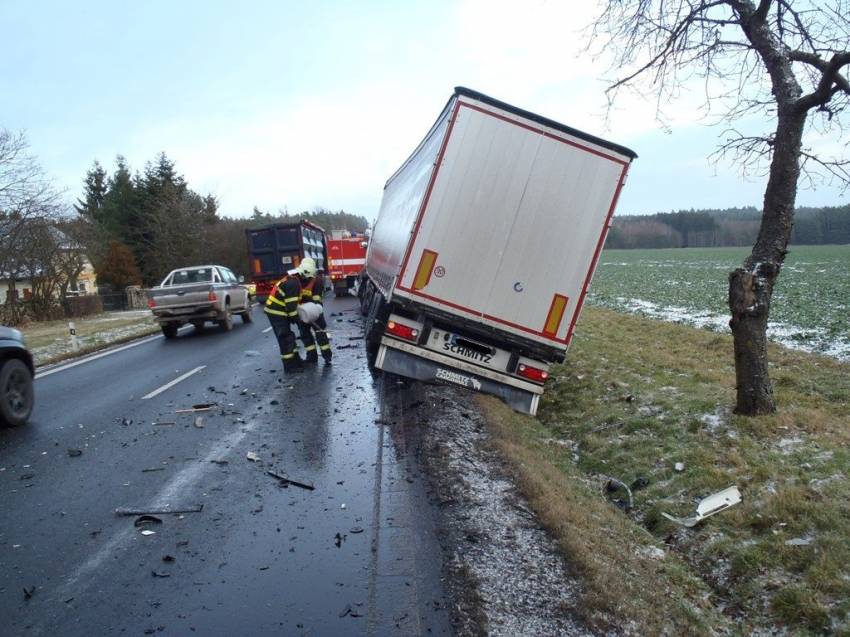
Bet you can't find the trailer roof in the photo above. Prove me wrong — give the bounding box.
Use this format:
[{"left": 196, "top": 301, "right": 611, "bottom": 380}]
[{"left": 454, "top": 86, "right": 638, "bottom": 160}]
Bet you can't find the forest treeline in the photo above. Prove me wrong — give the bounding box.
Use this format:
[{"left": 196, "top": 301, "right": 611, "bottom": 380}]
[
  {"left": 76, "top": 155, "right": 369, "bottom": 287},
  {"left": 606, "top": 205, "right": 850, "bottom": 249}
]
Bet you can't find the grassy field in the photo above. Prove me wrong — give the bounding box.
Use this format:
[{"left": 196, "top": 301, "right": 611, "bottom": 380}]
[
  {"left": 589, "top": 244, "right": 850, "bottom": 360},
  {"left": 21, "top": 310, "right": 158, "bottom": 366},
  {"left": 477, "top": 306, "right": 850, "bottom": 636}
]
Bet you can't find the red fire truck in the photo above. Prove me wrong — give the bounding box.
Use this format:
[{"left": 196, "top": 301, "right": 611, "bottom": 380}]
[{"left": 327, "top": 232, "right": 368, "bottom": 296}]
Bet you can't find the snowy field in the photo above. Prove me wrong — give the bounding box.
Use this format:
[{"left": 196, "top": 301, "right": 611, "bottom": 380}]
[{"left": 588, "top": 245, "right": 850, "bottom": 360}]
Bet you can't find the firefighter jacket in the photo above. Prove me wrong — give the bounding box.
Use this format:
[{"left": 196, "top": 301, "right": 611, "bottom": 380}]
[
  {"left": 299, "top": 275, "right": 325, "bottom": 306},
  {"left": 264, "top": 275, "right": 301, "bottom": 319}
]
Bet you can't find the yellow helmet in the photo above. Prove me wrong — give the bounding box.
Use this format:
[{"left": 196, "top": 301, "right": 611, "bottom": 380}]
[{"left": 296, "top": 257, "right": 317, "bottom": 278}]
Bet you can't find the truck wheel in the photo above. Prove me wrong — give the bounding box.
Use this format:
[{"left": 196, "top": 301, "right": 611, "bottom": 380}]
[
  {"left": 239, "top": 307, "right": 254, "bottom": 324},
  {"left": 191, "top": 320, "right": 205, "bottom": 332},
  {"left": 364, "top": 292, "right": 389, "bottom": 366},
  {"left": 359, "top": 282, "right": 373, "bottom": 317},
  {"left": 0, "top": 358, "right": 34, "bottom": 427},
  {"left": 161, "top": 323, "right": 179, "bottom": 339},
  {"left": 219, "top": 304, "right": 234, "bottom": 331}
]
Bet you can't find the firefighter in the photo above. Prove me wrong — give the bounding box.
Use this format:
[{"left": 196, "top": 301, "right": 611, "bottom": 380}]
[
  {"left": 297, "top": 261, "right": 332, "bottom": 365},
  {"left": 264, "top": 261, "right": 309, "bottom": 373}
]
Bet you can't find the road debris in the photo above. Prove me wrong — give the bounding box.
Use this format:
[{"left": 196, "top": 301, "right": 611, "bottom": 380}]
[
  {"left": 194, "top": 416, "right": 204, "bottom": 428},
  {"left": 210, "top": 459, "right": 229, "bottom": 465},
  {"left": 162, "top": 554, "right": 176, "bottom": 562},
  {"left": 266, "top": 470, "right": 315, "bottom": 491},
  {"left": 151, "top": 570, "right": 171, "bottom": 578},
  {"left": 175, "top": 403, "right": 216, "bottom": 413},
  {"left": 338, "top": 604, "right": 363, "bottom": 618},
  {"left": 662, "top": 486, "right": 742, "bottom": 528},
  {"left": 674, "top": 462, "right": 685, "bottom": 472},
  {"left": 335, "top": 532, "right": 345, "bottom": 547},
  {"left": 139, "top": 530, "right": 157, "bottom": 536},
  {"left": 23, "top": 586, "right": 36, "bottom": 600},
  {"left": 604, "top": 478, "right": 634, "bottom": 511},
  {"left": 134, "top": 515, "right": 163, "bottom": 527},
  {"left": 141, "top": 467, "right": 166, "bottom": 473},
  {"left": 350, "top": 527, "right": 364, "bottom": 534},
  {"left": 67, "top": 448, "right": 82, "bottom": 457},
  {"left": 116, "top": 505, "right": 204, "bottom": 516},
  {"left": 153, "top": 421, "right": 176, "bottom": 426},
  {"left": 246, "top": 452, "right": 260, "bottom": 462}
]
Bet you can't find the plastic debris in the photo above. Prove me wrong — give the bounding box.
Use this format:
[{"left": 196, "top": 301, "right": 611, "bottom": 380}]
[
  {"left": 151, "top": 570, "right": 170, "bottom": 578},
  {"left": 134, "top": 515, "right": 163, "bottom": 527},
  {"left": 662, "top": 486, "right": 742, "bottom": 528},
  {"left": 142, "top": 467, "right": 166, "bottom": 473},
  {"left": 266, "top": 470, "right": 315, "bottom": 491},
  {"left": 140, "top": 530, "right": 157, "bottom": 536},
  {"left": 246, "top": 452, "right": 260, "bottom": 462},
  {"left": 23, "top": 586, "right": 36, "bottom": 600},
  {"left": 116, "top": 505, "right": 203, "bottom": 516},
  {"left": 210, "top": 459, "right": 229, "bottom": 465},
  {"left": 350, "top": 527, "right": 364, "bottom": 534},
  {"left": 674, "top": 462, "right": 685, "bottom": 472},
  {"left": 194, "top": 416, "right": 204, "bottom": 428},
  {"left": 67, "top": 448, "right": 82, "bottom": 457},
  {"left": 162, "top": 555, "right": 176, "bottom": 562},
  {"left": 604, "top": 478, "right": 634, "bottom": 511},
  {"left": 153, "top": 421, "right": 176, "bottom": 426}
]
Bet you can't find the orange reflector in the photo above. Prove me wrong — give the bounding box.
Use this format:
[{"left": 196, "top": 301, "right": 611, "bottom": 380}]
[
  {"left": 543, "top": 294, "right": 569, "bottom": 337},
  {"left": 412, "top": 249, "right": 438, "bottom": 290},
  {"left": 253, "top": 258, "right": 262, "bottom": 274}
]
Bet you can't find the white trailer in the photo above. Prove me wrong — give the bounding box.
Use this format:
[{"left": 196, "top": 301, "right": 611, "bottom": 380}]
[{"left": 360, "top": 87, "right": 636, "bottom": 415}]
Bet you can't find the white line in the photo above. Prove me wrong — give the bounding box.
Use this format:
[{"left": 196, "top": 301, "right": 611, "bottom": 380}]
[
  {"left": 141, "top": 365, "right": 206, "bottom": 400},
  {"left": 262, "top": 326, "right": 273, "bottom": 333},
  {"left": 35, "top": 334, "right": 163, "bottom": 379}
]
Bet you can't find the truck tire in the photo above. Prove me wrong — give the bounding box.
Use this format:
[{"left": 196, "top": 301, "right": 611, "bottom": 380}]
[
  {"left": 191, "top": 320, "right": 205, "bottom": 332},
  {"left": 364, "top": 291, "right": 390, "bottom": 366},
  {"left": 359, "top": 280, "right": 374, "bottom": 317},
  {"left": 218, "top": 303, "right": 234, "bottom": 331},
  {"left": 239, "top": 306, "right": 253, "bottom": 324},
  {"left": 0, "top": 358, "right": 34, "bottom": 427},
  {"left": 161, "top": 323, "right": 179, "bottom": 339}
]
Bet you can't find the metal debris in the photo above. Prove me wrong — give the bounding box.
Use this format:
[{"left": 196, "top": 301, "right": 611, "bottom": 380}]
[
  {"left": 662, "top": 486, "right": 742, "bottom": 528},
  {"left": 153, "top": 421, "right": 176, "bottom": 426},
  {"left": 266, "top": 470, "right": 315, "bottom": 491},
  {"left": 141, "top": 467, "right": 166, "bottom": 473},
  {"left": 151, "top": 570, "right": 171, "bottom": 578},
  {"left": 23, "top": 586, "right": 36, "bottom": 600},
  {"left": 67, "top": 448, "right": 82, "bottom": 457},
  {"left": 134, "top": 515, "right": 163, "bottom": 527},
  {"left": 175, "top": 403, "right": 216, "bottom": 413},
  {"left": 116, "top": 505, "right": 204, "bottom": 516}
]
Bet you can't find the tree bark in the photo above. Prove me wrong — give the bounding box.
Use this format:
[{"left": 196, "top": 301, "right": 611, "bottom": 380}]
[{"left": 728, "top": 110, "right": 806, "bottom": 415}]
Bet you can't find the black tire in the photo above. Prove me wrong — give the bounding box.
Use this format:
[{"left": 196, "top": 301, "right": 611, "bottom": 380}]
[
  {"left": 218, "top": 303, "right": 233, "bottom": 331},
  {"left": 161, "top": 323, "right": 179, "bottom": 339},
  {"left": 240, "top": 307, "right": 254, "bottom": 324},
  {"left": 0, "top": 358, "right": 34, "bottom": 427},
  {"left": 359, "top": 281, "right": 374, "bottom": 317},
  {"left": 191, "top": 320, "right": 205, "bottom": 332},
  {"left": 364, "top": 290, "right": 390, "bottom": 366}
]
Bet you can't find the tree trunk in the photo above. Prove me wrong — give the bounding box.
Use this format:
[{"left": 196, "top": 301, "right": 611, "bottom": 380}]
[{"left": 728, "top": 111, "right": 806, "bottom": 415}]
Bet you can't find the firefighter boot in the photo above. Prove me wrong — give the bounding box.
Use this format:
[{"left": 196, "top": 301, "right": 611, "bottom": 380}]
[
  {"left": 304, "top": 347, "right": 319, "bottom": 364},
  {"left": 322, "top": 348, "right": 332, "bottom": 365},
  {"left": 282, "top": 354, "right": 304, "bottom": 373}
]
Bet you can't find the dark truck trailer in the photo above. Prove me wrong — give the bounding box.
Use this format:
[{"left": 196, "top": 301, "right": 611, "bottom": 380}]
[
  {"left": 246, "top": 221, "right": 328, "bottom": 302},
  {"left": 360, "top": 87, "right": 636, "bottom": 415}
]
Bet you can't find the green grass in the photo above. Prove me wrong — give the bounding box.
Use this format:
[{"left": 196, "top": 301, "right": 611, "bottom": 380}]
[
  {"left": 477, "top": 306, "right": 850, "bottom": 635},
  {"left": 589, "top": 244, "right": 850, "bottom": 359}
]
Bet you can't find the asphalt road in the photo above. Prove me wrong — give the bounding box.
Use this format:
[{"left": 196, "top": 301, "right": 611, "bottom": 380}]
[{"left": 0, "top": 295, "right": 452, "bottom": 636}]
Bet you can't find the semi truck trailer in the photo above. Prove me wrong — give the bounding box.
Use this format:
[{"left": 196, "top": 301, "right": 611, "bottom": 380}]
[{"left": 360, "top": 87, "right": 636, "bottom": 415}]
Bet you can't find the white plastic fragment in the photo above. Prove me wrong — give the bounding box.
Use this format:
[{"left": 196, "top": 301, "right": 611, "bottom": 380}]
[
  {"left": 674, "top": 462, "right": 685, "bottom": 472},
  {"left": 662, "top": 486, "right": 742, "bottom": 528},
  {"left": 246, "top": 452, "right": 260, "bottom": 462},
  {"left": 139, "top": 530, "right": 156, "bottom": 536}
]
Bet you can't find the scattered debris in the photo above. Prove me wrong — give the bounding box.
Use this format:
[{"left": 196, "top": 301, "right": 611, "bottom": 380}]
[
  {"left": 266, "top": 470, "right": 315, "bottom": 491},
  {"left": 350, "top": 527, "right": 364, "bottom": 534},
  {"left": 139, "top": 530, "right": 157, "bottom": 536},
  {"left": 67, "top": 448, "right": 83, "bottom": 457},
  {"left": 339, "top": 604, "right": 353, "bottom": 618},
  {"left": 19, "top": 473, "right": 35, "bottom": 481},
  {"left": 153, "top": 421, "right": 176, "bottom": 426},
  {"left": 631, "top": 476, "right": 650, "bottom": 491},
  {"left": 23, "top": 586, "right": 36, "bottom": 600},
  {"left": 604, "top": 478, "right": 634, "bottom": 511},
  {"left": 142, "top": 467, "right": 166, "bottom": 473},
  {"left": 246, "top": 452, "right": 260, "bottom": 462},
  {"left": 162, "top": 555, "right": 176, "bottom": 562},
  {"left": 210, "top": 459, "right": 229, "bottom": 466},
  {"left": 336, "top": 344, "right": 357, "bottom": 350},
  {"left": 151, "top": 570, "right": 171, "bottom": 578},
  {"left": 193, "top": 416, "right": 204, "bottom": 428},
  {"left": 340, "top": 503, "right": 347, "bottom": 509},
  {"left": 134, "top": 515, "right": 163, "bottom": 527},
  {"left": 175, "top": 404, "right": 216, "bottom": 414},
  {"left": 347, "top": 336, "right": 364, "bottom": 341},
  {"left": 674, "top": 462, "right": 685, "bottom": 472},
  {"left": 785, "top": 536, "right": 814, "bottom": 547},
  {"left": 662, "top": 486, "right": 742, "bottom": 528},
  {"left": 335, "top": 532, "right": 344, "bottom": 547},
  {"left": 116, "top": 505, "right": 203, "bottom": 516}
]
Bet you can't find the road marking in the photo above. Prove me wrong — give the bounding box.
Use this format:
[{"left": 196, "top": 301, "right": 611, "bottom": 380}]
[
  {"left": 262, "top": 326, "right": 273, "bottom": 333},
  {"left": 35, "top": 334, "right": 162, "bottom": 379},
  {"left": 142, "top": 365, "right": 206, "bottom": 399}
]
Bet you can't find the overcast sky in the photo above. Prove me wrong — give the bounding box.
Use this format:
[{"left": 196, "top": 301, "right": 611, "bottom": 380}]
[{"left": 1, "top": 0, "right": 846, "bottom": 221}]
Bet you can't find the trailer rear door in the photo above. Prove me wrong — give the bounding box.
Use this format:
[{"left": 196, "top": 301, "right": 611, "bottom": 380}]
[{"left": 395, "top": 97, "right": 632, "bottom": 347}]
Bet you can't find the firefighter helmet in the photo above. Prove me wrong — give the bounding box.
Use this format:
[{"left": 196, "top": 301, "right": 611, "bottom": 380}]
[{"left": 297, "top": 257, "right": 317, "bottom": 278}]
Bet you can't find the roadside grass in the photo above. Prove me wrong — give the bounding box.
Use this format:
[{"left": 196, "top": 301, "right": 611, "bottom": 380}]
[
  {"left": 20, "top": 311, "right": 158, "bottom": 366},
  {"left": 476, "top": 306, "right": 850, "bottom": 636}
]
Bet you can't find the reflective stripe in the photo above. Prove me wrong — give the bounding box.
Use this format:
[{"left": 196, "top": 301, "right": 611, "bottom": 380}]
[
  {"left": 319, "top": 344, "right": 331, "bottom": 351},
  {"left": 282, "top": 353, "right": 295, "bottom": 360},
  {"left": 312, "top": 295, "right": 322, "bottom": 301},
  {"left": 304, "top": 345, "right": 316, "bottom": 352},
  {"left": 266, "top": 295, "right": 286, "bottom": 306},
  {"left": 288, "top": 310, "right": 298, "bottom": 317},
  {"left": 284, "top": 296, "right": 299, "bottom": 303},
  {"left": 264, "top": 307, "right": 289, "bottom": 317}
]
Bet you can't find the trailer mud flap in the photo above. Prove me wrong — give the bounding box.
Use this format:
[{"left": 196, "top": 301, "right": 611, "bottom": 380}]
[{"left": 376, "top": 344, "right": 539, "bottom": 415}]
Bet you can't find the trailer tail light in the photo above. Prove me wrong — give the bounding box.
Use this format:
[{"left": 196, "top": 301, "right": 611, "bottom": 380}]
[
  {"left": 516, "top": 363, "right": 549, "bottom": 383},
  {"left": 386, "top": 320, "right": 419, "bottom": 342},
  {"left": 147, "top": 298, "right": 156, "bottom": 309},
  {"left": 208, "top": 291, "right": 218, "bottom": 302}
]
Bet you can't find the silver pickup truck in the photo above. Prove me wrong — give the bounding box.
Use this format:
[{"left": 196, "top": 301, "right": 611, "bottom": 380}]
[{"left": 147, "top": 265, "right": 253, "bottom": 338}]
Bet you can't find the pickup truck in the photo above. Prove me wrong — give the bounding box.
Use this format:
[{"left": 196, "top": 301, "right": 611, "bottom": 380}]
[{"left": 147, "top": 265, "right": 253, "bottom": 338}]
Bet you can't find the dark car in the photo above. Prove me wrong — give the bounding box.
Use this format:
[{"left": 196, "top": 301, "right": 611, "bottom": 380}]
[{"left": 0, "top": 326, "right": 34, "bottom": 427}]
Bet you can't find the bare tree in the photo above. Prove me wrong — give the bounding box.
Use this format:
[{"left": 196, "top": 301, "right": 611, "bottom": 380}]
[
  {"left": 591, "top": 0, "right": 850, "bottom": 414},
  {"left": 0, "top": 129, "right": 63, "bottom": 323}
]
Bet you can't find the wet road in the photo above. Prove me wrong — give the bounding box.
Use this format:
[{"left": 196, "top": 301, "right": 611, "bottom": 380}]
[{"left": 0, "top": 295, "right": 452, "bottom": 636}]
